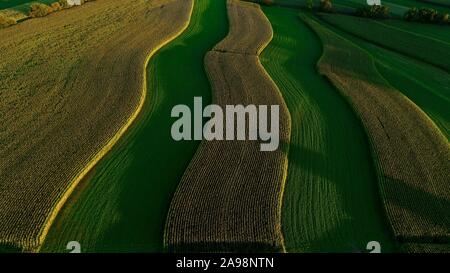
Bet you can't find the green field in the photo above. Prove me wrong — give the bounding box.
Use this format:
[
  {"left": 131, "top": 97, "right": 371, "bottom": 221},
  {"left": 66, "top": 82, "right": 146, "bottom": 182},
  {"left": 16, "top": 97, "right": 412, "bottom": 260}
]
[
  {"left": 274, "top": 0, "right": 450, "bottom": 16},
  {"left": 318, "top": 13, "right": 450, "bottom": 138},
  {"left": 384, "top": 0, "right": 450, "bottom": 13},
  {"left": 380, "top": 19, "right": 450, "bottom": 44},
  {"left": 319, "top": 14, "right": 450, "bottom": 71},
  {"left": 418, "top": 0, "right": 450, "bottom": 7},
  {"left": 5, "top": 0, "right": 447, "bottom": 253},
  {"left": 41, "top": 0, "right": 228, "bottom": 252},
  {"left": 301, "top": 11, "right": 450, "bottom": 251},
  {"left": 260, "top": 6, "right": 395, "bottom": 252}
]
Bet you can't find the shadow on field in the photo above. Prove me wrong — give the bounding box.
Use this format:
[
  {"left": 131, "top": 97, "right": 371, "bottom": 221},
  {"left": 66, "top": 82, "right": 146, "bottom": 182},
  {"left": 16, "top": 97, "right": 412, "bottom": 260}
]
[
  {"left": 280, "top": 141, "right": 329, "bottom": 180},
  {"left": 385, "top": 176, "right": 450, "bottom": 244}
]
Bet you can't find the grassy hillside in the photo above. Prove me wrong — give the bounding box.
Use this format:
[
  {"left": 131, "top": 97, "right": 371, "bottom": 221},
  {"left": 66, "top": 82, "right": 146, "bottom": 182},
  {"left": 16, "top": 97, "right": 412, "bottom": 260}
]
[
  {"left": 260, "top": 7, "right": 395, "bottom": 252},
  {"left": 318, "top": 13, "right": 450, "bottom": 139},
  {"left": 302, "top": 12, "right": 450, "bottom": 249},
  {"left": 270, "top": 0, "right": 450, "bottom": 16},
  {"left": 380, "top": 20, "right": 450, "bottom": 44},
  {"left": 319, "top": 14, "right": 450, "bottom": 72},
  {"left": 41, "top": 0, "right": 228, "bottom": 252},
  {"left": 386, "top": 0, "right": 450, "bottom": 13},
  {"left": 418, "top": 0, "right": 450, "bottom": 7}
]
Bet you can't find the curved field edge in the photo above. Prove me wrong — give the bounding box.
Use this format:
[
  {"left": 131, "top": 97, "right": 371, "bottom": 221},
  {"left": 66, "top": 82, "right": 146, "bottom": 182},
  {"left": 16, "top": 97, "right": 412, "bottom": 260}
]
[
  {"left": 314, "top": 14, "right": 450, "bottom": 139},
  {"left": 164, "top": 0, "right": 291, "bottom": 253},
  {"left": 301, "top": 13, "right": 450, "bottom": 245},
  {"left": 36, "top": 1, "right": 195, "bottom": 252},
  {"left": 260, "top": 5, "right": 395, "bottom": 252},
  {"left": 0, "top": 0, "right": 194, "bottom": 252},
  {"left": 318, "top": 14, "right": 450, "bottom": 73},
  {"left": 41, "top": 0, "right": 229, "bottom": 253}
]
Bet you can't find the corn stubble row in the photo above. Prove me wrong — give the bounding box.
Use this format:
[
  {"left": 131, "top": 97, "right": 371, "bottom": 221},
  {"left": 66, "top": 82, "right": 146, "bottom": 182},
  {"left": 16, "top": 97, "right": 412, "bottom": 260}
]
[
  {"left": 301, "top": 15, "right": 450, "bottom": 247},
  {"left": 164, "top": 0, "right": 291, "bottom": 252},
  {"left": 0, "top": 0, "right": 193, "bottom": 252}
]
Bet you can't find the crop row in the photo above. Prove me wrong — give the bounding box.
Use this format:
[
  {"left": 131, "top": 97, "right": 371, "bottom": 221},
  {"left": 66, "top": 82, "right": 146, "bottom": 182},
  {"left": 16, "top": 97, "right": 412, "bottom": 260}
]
[
  {"left": 0, "top": 0, "right": 193, "bottom": 252},
  {"left": 164, "top": 0, "right": 291, "bottom": 252},
  {"left": 300, "top": 14, "right": 450, "bottom": 245}
]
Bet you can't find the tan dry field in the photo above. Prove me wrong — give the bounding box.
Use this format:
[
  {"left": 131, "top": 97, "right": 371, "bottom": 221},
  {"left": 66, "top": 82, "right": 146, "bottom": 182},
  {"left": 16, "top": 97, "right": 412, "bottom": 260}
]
[
  {"left": 0, "top": 0, "right": 193, "bottom": 252},
  {"left": 213, "top": 0, "right": 273, "bottom": 55},
  {"left": 164, "top": 0, "right": 291, "bottom": 252},
  {"left": 301, "top": 16, "right": 450, "bottom": 244}
]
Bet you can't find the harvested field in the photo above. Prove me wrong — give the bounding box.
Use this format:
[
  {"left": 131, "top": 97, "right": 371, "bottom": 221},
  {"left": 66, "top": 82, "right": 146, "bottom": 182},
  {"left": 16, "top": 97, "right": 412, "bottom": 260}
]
[
  {"left": 319, "top": 14, "right": 450, "bottom": 72},
  {"left": 0, "top": 0, "right": 193, "bottom": 252},
  {"left": 41, "top": 0, "right": 228, "bottom": 252},
  {"left": 260, "top": 6, "right": 395, "bottom": 252},
  {"left": 164, "top": 0, "right": 291, "bottom": 252},
  {"left": 301, "top": 14, "right": 450, "bottom": 244}
]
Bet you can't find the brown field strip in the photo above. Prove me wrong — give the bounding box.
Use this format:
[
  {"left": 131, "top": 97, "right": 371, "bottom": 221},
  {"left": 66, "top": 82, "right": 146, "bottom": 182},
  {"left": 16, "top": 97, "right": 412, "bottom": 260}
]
[
  {"left": 213, "top": 0, "right": 273, "bottom": 55},
  {"left": 301, "top": 15, "right": 450, "bottom": 244},
  {"left": 164, "top": 0, "right": 291, "bottom": 252},
  {"left": 0, "top": 0, "right": 193, "bottom": 252}
]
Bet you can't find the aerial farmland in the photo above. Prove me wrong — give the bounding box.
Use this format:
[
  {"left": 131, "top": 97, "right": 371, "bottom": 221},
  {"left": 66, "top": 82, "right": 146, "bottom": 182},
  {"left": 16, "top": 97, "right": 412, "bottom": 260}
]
[{"left": 0, "top": 0, "right": 448, "bottom": 255}]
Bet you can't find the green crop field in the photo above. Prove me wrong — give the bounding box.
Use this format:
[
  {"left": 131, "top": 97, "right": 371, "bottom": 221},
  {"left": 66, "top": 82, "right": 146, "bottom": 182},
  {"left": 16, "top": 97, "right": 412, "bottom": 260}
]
[
  {"left": 260, "top": 6, "right": 395, "bottom": 252},
  {"left": 318, "top": 13, "right": 450, "bottom": 138},
  {"left": 418, "top": 0, "right": 450, "bottom": 7},
  {"left": 1, "top": 0, "right": 449, "bottom": 255},
  {"left": 385, "top": 0, "right": 450, "bottom": 13},
  {"left": 41, "top": 0, "right": 228, "bottom": 252},
  {"left": 274, "top": 0, "right": 450, "bottom": 16},
  {"left": 380, "top": 20, "right": 450, "bottom": 44},
  {"left": 319, "top": 14, "right": 450, "bottom": 71},
  {"left": 300, "top": 11, "right": 450, "bottom": 252}
]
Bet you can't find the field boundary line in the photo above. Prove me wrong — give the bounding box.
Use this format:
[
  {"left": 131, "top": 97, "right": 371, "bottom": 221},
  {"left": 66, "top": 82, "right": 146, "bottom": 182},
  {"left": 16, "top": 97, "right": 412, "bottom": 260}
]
[
  {"left": 311, "top": 13, "right": 449, "bottom": 142},
  {"left": 301, "top": 13, "right": 450, "bottom": 244},
  {"left": 35, "top": 0, "right": 195, "bottom": 253},
  {"left": 317, "top": 14, "right": 450, "bottom": 73},
  {"left": 373, "top": 19, "right": 450, "bottom": 46}
]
